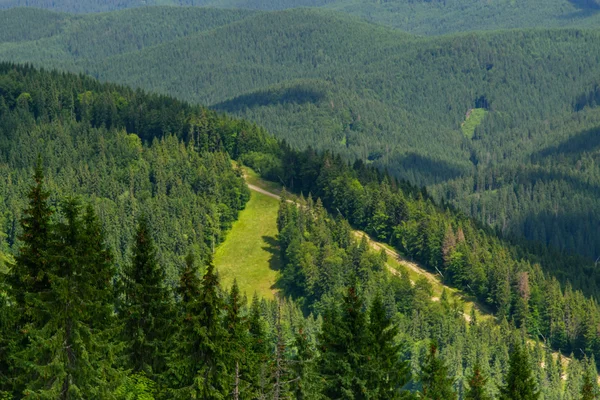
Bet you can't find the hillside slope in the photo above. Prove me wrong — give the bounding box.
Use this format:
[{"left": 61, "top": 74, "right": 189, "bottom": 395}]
[
  {"left": 4, "top": 8, "right": 600, "bottom": 259},
  {"left": 2, "top": 0, "right": 600, "bottom": 34}
]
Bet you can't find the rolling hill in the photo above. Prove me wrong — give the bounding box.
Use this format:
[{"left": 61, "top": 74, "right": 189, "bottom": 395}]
[
  {"left": 0, "top": 60, "right": 599, "bottom": 400},
  {"left": 3, "top": 7, "right": 600, "bottom": 260},
  {"left": 2, "top": 0, "right": 600, "bottom": 34}
]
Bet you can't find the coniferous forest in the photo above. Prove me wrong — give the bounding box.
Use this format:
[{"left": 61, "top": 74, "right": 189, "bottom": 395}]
[
  {"left": 0, "top": 63, "right": 598, "bottom": 398},
  {"left": 6, "top": 7, "right": 600, "bottom": 262},
  {"left": 2, "top": 0, "right": 600, "bottom": 398}
]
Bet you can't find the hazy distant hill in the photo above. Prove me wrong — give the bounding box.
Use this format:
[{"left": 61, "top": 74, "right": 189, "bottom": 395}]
[{"left": 2, "top": 0, "right": 600, "bottom": 34}]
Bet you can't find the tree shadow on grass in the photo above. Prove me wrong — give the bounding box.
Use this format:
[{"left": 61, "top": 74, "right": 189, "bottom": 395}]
[{"left": 262, "top": 235, "right": 285, "bottom": 292}]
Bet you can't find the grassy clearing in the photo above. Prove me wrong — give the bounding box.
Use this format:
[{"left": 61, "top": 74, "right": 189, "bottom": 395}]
[
  {"left": 461, "top": 108, "right": 488, "bottom": 139},
  {"left": 214, "top": 188, "right": 281, "bottom": 300}
]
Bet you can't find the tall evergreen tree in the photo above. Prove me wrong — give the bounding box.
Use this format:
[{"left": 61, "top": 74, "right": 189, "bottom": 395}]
[
  {"left": 367, "top": 294, "right": 411, "bottom": 399},
  {"left": 499, "top": 344, "right": 540, "bottom": 400},
  {"left": 5, "top": 160, "right": 54, "bottom": 395},
  {"left": 18, "top": 198, "right": 121, "bottom": 398},
  {"left": 121, "top": 216, "right": 173, "bottom": 376},
  {"left": 169, "top": 262, "right": 227, "bottom": 399},
  {"left": 291, "top": 319, "right": 320, "bottom": 400},
  {"left": 419, "top": 342, "right": 457, "bottom": 400},
  {"left": 10, "top": 158, "right": 53, "bottom": 320},
  {"left": 465, "top": 362, "right": 491, "bottom": 400},
  {"left": 247, "top": 293, "right": 270, "bottom": 397},
  {"left": 318, "top": 286, "right": 371, "bottom": 398},
  {"left": 224, "top": 280, "right": 252, "bottom": 398},
  {"left": 581, "top": 358, "right": 598, "bottom": 400}
]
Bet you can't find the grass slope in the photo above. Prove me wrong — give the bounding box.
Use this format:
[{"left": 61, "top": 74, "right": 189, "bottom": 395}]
[
  {"left": 214, "top": 187, "right": 281, "bottom": 300},
  {"left": 461, "top": 108, "right": 487, "bottom": 139}
]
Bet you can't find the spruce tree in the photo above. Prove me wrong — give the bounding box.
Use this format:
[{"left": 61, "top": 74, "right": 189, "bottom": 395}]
[
  {"left": 224, "top": 280, "right": 252, "bottom": 398},
  {"left": 419, "top": 342, "right": 457, "bottom": 400},
  {"left": 318, "top": 286, "right": 371, "bottom": 398},
  {"left": 499, "top": 344, "right": 540, "bottom": 400},
  {"left": 18, "top": 198, "right": 121, "bottom": 398},
  {"left": 169, "top": 262, "right": 227, "bottom": 399},
  {"left": 121, "top": 216, "right": 173, "bottom": 376},
  {"left": 292, "top": 319, "right": 321, "bottom": 400},
  {"left": 7, "top": 161, "right": 54, "bottom": 395},
  {"left": 581, "top": 358, "right": 598, "bottom": 400},
  {"left": 465, "top": 362, "right": 491, "bottom": 400},
  {"left": 167, "top": 251, "right": 204, "bottom": 395},
  {"left": 581, "top": 371, "right": 596, "bottom": 400},
  {"left": 367, "top": 294, "right": 411, "bottom": 399},
  {"left": 10, "top": 158, "right": 53, "bottom": 321},
  {"left": 247, "top": 293, "right": 270, "bottom": 397}
]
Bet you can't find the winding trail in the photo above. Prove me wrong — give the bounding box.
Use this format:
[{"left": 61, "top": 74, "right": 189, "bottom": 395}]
[
  {"left": 243, "top": 179, "right": 583, "bottom": 372},
  {"left": 247, "top": 184, "right": 281, "bottom": 200},
  {"left": 245, "top": 180, "right": 479, "bottom": 320},
  {"left": 243, "top": 178, "right": 581, "bottom": 374}
]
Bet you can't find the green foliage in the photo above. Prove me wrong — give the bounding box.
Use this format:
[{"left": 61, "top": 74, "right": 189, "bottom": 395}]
[
  {"left": 3, "top": 60, "right": 600, "bottom": 399},
  {"left": 0, "top": 63, "right": 260, "bottom": 282},
  {"left": 368, "top": 294, "right": 411, "bottom": 398},
  {"left": 465, "top": 362, "right": 491, "bottom": 400},
  {"left": 15, "top": 194, "right": 122, "bottom": 398},
  {"left": 115, "top": 373, "right": 157, "bottom": 400},
  {"left": 419, "top": 343, "right": 457, "bottom": 400},
  {"left": 318, "top": 287, "right": 372, "bottom": 398},
  {"left": 499, "top": 344, "right": 540, "bottom": 400},
  {"left": 6, "top": 7, "right": 600, "bottom": 262},
  {"left": 121, "top": 216, "right": 173, "bottom": 376},
  {"left": 4, "top": 0, "right": 600, "bottom": 35}
]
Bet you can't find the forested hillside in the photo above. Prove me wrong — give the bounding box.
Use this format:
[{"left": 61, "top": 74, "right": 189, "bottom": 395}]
[
  {"left": 0, "top": 63, "right": 280, "bottom": 283},
  {"left": 4, "top": 63, "right": 600, "bottom": 398},
  {"left": 3, "top": 0, "right": 600, "bottom": 34},
  {"left": 3, "top": 7, "right": 600, "bottom": 261}
]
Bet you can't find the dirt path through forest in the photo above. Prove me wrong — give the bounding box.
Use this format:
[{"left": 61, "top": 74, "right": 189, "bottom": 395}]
[{"left": 244, "top": 178, "right": 579, "bottom": 372}]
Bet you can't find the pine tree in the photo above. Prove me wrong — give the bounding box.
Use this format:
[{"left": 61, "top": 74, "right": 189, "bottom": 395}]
[
  {"left": 18, "top": 198, "right": 121, "bottom": 398},
  {"left": 247, "top": 293, "right": 270, "bottom": 397},
  {"left": 499, "top": 344, "right": 540, "bottom": 400},
  {"left": 367, "top": 294, "right": 411, "bottom": 399},
  {"left": 224, "top": 280, "right": 252, "bottom": 398},
  {"left": 581, "top": 358, "right": 598, "bottom": 400},
  {"left": 178, "top": 251, "right": 202, "bottom": 305},
  {"left": 465, "top": 362, "right": 491, "bottom": 400},
  {"left": 419, "top": 342, "right": 457, "bottom": 400},
  {"left": 5, "top": 160, "right": 54, "bottom": 395},
  {"left": 581, "top": 371, "right": 596, "bottom": 400},
  {"left": 10, "top": 158, "right": 53, "bottom": 321},
  {"left": 167, "top": 251, "right": 204, "bottom": 395},
  {"left": 292, "top": 319, "right": 320, "bottom": 400},
  {"left": 121, "top": 216, "right": 173, "bottom": 376},
  {"left": 169, "top": 262, "right": 227, "bottom": 399},
  {"left": 318, "top": 286, "right": 371, "bottom": 398}
]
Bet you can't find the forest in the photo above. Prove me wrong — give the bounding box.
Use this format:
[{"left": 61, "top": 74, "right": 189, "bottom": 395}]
[
  {"left": 3, "top": 1, "right": 600, "bottom": 397},
  {"left": 0, "top": 64, "right": 600, "bottom": 399},
  {"left": 4, "top": 7, "right": 600, "bottom": 262},
  {"left": 2, "top": 63, "right": 600, "bottom": 398},
  {"left": 2, "top": 0, "right": 600, "bottom": 34}
]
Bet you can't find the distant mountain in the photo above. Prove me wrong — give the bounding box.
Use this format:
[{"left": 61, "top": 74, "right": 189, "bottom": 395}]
[{"left": 2, "top": 0, "right": 600, "bottom": 34}]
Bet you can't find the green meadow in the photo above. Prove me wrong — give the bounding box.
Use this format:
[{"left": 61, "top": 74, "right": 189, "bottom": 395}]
[{"left": 214, "top": 188, "right": 281, "bottom": 300}]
